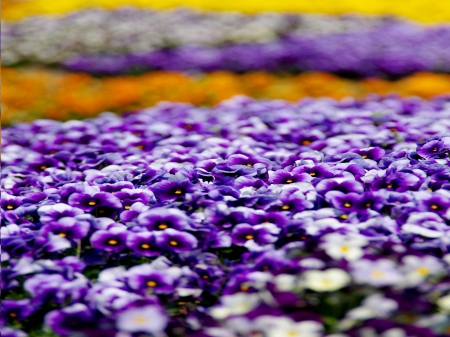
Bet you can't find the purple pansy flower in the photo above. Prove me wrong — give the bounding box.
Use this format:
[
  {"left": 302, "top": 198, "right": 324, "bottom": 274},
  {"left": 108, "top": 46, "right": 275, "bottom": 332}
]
[
  {"left": 126, "top": 232, "right": 160, "bottom": 257},
  {"left": 90, "top": 227, "right": 128, "bottom": 252},
  {"left": 155, "top": 228, "right": 198, "bottom": 253},
  {"left": 68, "top": 192, "right": 122, "bottom": 216},
  {"left": 137, "top": 207, "right": 192, "bottom": 231},
  {"left": 44, "top": 304, "right": 95, "bottom": 335},
  {"left": 126, "top": 264, "right": 181, "bottom": 294}
]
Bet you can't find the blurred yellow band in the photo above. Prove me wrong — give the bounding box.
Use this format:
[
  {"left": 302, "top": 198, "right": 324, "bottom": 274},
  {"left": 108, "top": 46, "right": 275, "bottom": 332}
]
[
  {"left": 2, "top": 0, "right": 450, "bottom": 22},
  {"left": 3, "top": 68, "right": 450, "bottom": 125}
]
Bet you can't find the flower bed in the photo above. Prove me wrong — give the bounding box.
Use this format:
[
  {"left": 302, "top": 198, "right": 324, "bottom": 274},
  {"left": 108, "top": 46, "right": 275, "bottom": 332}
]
[
  {"left": 2, "top": 96, "right": 450, "bottom": 336},
  {"left": 4, "top": 15, "right": 450, "bottom": 77},
  {"left": 0, "top": 8, "right": 399, "bottom": 65},
  {"left": 3, "top": 68, "right": 450, "bottom": 125}
]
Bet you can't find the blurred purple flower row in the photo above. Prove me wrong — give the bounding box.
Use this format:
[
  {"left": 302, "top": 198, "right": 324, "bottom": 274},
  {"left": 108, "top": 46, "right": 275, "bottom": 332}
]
[
  {"left": 61, "top": 22, "right": 450, "bottom": 76},
  {"left": 1, "top": 7, "right": 398, "bottom": 66},
  {"left": 2, "top": 96, "right": 450, "bottom": 336}
]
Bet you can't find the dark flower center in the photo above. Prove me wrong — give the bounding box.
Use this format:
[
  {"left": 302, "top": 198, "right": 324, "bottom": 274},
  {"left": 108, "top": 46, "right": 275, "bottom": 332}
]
[
  {"left": 40, "top": 165, "right": 47, "bottom": 170},
  {"left": 202, "top": 275, "right": 209, "bottom": 279},
  {"left": 184, "top": 124, "right": 193, "bottom": 130},
  {"left": 365, "top": 203, "right": 371, "bottom": 207},
  {"left": 9, "top": 312, "right": 17, "bottom": 318}
]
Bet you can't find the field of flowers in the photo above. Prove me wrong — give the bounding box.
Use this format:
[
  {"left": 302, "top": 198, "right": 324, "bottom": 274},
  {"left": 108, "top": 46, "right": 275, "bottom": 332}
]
[{"left": 2, "top": 1, "right": 450, "bottom": 337}]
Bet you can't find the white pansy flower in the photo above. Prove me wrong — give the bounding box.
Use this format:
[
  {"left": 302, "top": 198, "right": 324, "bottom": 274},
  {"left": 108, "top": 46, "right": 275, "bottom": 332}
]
[
  {"left": 436, "top": 294, "right": 450, "bottom": 313},
  {"left": 210, "top": 293, "right": 260, "bottom": 319},
  {"left": 345, "top": 293, "right": 398, "bottom": 320},
  {"left": 302, "top": 268, "right": 351, "bottom": 292},
  {"left": 116, "top": 305, "right": 168, "bottom": 334},
  {"left": 320, "top": 233, "right": 368, "bottom": 261},
  {"left": 400, "top": 255, "right": 443, "bottom": 287},
  {"left": 254, "top": 316, "right": 323, "bottom": 337}
]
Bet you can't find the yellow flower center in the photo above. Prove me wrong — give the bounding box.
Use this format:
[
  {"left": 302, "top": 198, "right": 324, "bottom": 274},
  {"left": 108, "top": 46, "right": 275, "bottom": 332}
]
[
  {"left": 281, "top": 205, "right": 290, "bottom": 210},
  {"left": 309, "top": 172, "right": 316, "bottom": 176},
  {"left": 371, "top": 270, "right": 384, "bottom": 278},
  {"left": 431, "top": 148, "right": 438, "bottom": 152},
  {"left": 88, "top": 201, "right": 96, "bottom": 206},
  {"left": 147, "top": 280, "right": 157, "bottom": 287},
  {"left": 245, "top": 234, "right": 254, "bottom": 240},
  {"left": 341, "top": 246, "right": 350, "bottom": 252},
  {"left": 141, "top": 244, "right": 150, "bottom": 249},
  {"left": 246, "top": 163, "right": 253, "bottom": 167},
  {"left": 6, "top": 205, "right": 14, "bottom": 210},
  {"left": 134, "top": 316, "right": 147, "bottom": 324},
  {"left": 286, "top": 179, "right": 293, "bottom": 183},
  {"left": 174, "top": 190, "right": 182, "bottom": 195},
  {"left": 240, "top": 285, "right": 249, "bottom": 291},
  {"left": 108, "top": 240, "right": 118, "bottom": 245},
  {"left": 302, "top": 140, "right": 311, "bottom": 145},
  {"left": 362, "top": 155, "right": 368, "bottom": 159},
  {"left": 387, "top": 184, "right": 392, "bottom": 188},
  {"left": 416, "top": 267, "right": 429, "bottom": 276},
  {"left": 10, "top": 312, "right": 17, "bottom": 318},
  {"left": 169, "top": 240, "right": 178, "bottom": 246},
  {"left": 136, "top": 145, "right": 144, "bottom": 150},
  {"left": 344, "top": 203, "right": 351, "bottom": 208},
  {"left": 40, "top": 165, "right": 47, "bottom": 170},
  {"left": 158, "top": 224, "right": 168, "bottom": 229},
  {"left": 340, "top": 214, "right": 348, "bottom": 219},
  {"left": 365, "top": 203, "right": 371, "bottom": 207},
  {"left": 430, "top": 205, "right": 438, "bottom": 210},
  {"left": 58, "top": 233, "right": 67, "bottom": 238},
  {"left": 124, "top": 205, "right": 131, "bottom": 210},
  {"left": 202, "top": 275, "right": 208, "bottom": 279}
]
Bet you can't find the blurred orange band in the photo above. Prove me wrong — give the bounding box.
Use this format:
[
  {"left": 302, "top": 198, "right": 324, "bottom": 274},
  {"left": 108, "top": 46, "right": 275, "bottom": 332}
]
[{"left": 3, "top": 68, "right": 450, "bottom": 125}]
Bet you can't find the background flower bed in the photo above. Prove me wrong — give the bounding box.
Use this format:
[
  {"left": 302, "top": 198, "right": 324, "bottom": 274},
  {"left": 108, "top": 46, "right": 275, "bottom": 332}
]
[
  {"left": 3, "top": 69, "right": 450, "bottom": 125},
  {"left": 2, "top": 96, "right": 450, "bottom": 336}
]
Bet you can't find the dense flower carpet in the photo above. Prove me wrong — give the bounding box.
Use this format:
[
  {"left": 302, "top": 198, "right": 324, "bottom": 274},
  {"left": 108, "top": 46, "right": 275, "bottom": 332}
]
[{"left": 2, "top": 1, "right": 450, "bottom": 337}]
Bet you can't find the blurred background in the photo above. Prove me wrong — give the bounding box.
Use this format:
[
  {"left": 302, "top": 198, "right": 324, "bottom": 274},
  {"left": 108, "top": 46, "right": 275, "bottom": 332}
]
[{"left": 2, "top": 0, "right": 450, "bottom": 125}]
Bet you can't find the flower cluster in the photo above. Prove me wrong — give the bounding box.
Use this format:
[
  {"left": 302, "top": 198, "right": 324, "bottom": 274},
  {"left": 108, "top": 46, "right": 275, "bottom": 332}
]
[
  {"left": 1, "top": 7, "right": 396, "bottom": 66},
  {"left": 4, "top": 68, "right": 450, "bottom": 125},
  {"left": 60, "top": 21, "right": 450, "bottom": 77},
  {"left": 2, "top": 0, "right": 450, "bottom": 23},
  {"left": 2, "top": 96, "right": 450, "bottom": 336}
]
